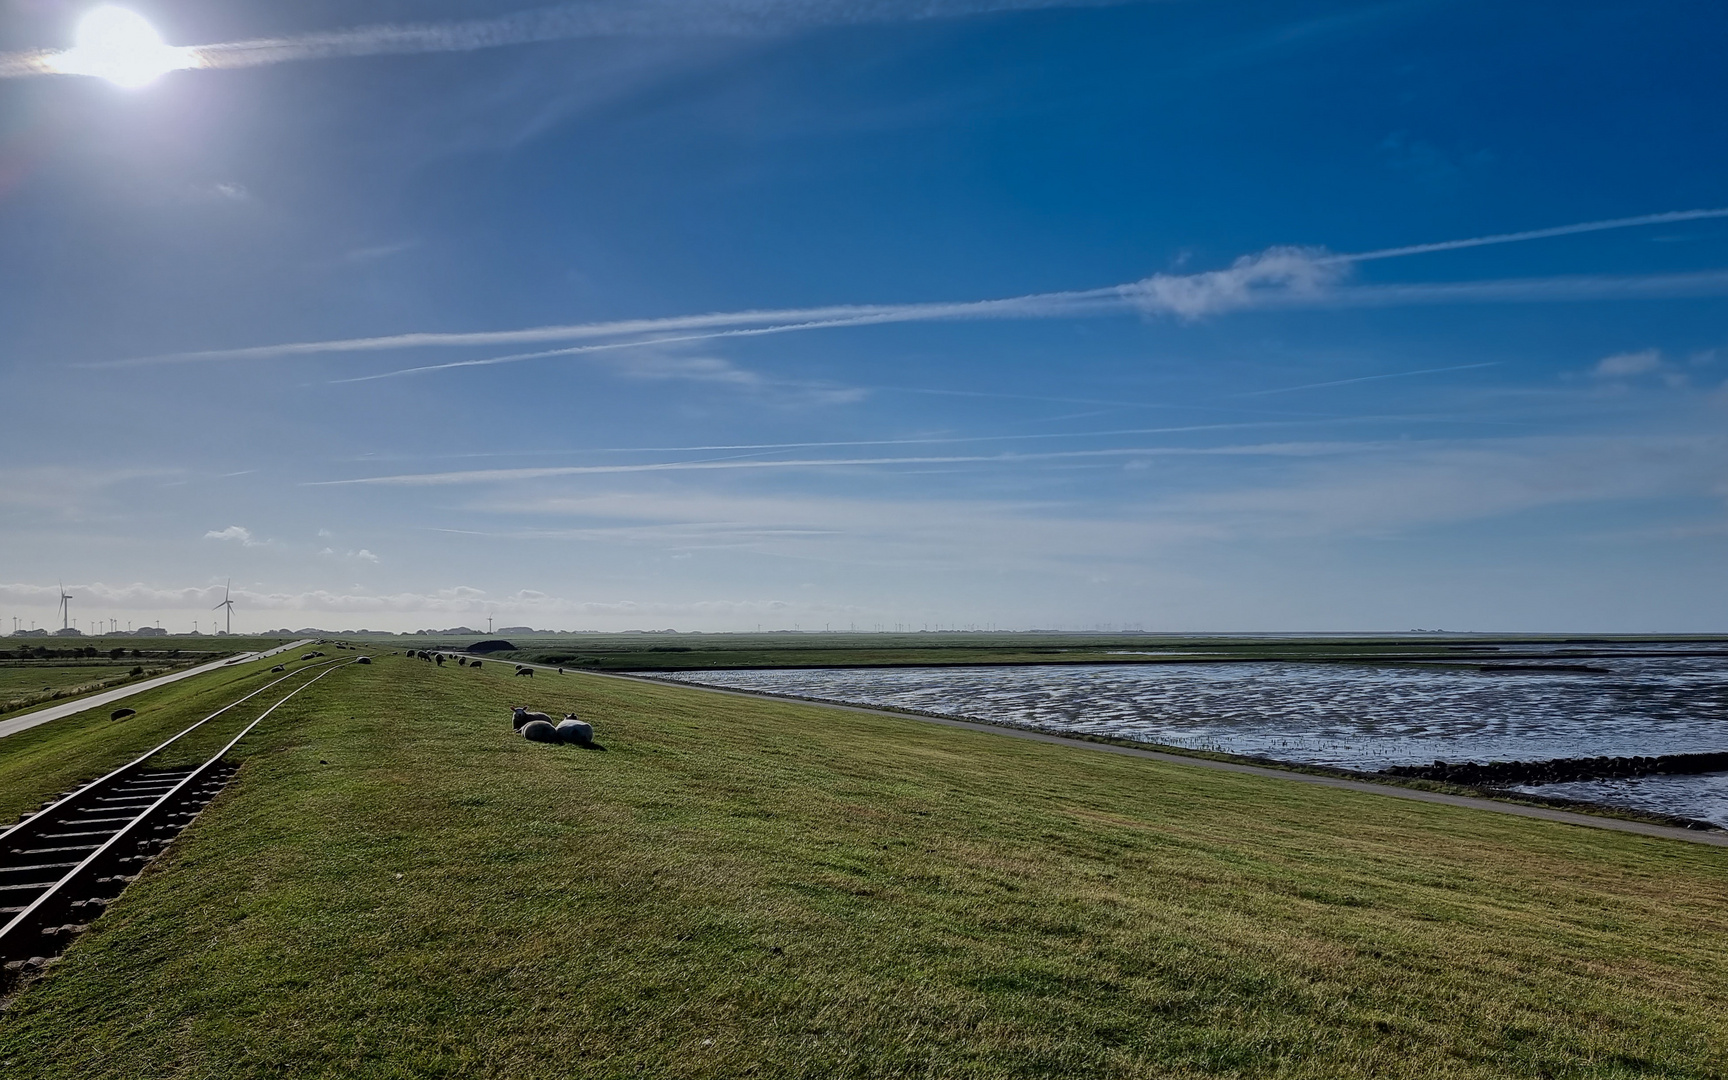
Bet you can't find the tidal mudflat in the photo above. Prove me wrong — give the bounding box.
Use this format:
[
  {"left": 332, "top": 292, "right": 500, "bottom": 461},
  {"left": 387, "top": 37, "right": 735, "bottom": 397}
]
[{"left": 655, "top": 649, "right": 1728, "bottom": 826}]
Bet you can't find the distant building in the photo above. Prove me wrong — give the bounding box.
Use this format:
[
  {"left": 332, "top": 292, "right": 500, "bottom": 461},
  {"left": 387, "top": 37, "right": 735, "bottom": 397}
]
[{"left": 134, "top": 626, "right": 169, "bottom": 637}]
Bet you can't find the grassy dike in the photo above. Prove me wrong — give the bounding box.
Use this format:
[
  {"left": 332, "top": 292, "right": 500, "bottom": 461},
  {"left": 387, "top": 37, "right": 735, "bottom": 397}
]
[
  {"left": 3, "top": 654, "right": 1726, "bottom": 1078},
  {"left": 0, "top": 654, "right": 330, "bottom": 824}
]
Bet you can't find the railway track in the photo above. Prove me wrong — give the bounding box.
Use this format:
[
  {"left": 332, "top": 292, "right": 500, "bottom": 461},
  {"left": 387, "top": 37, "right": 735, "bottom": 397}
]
[{"left": 0, "top": 657, "right": 351, "bottom": 990}]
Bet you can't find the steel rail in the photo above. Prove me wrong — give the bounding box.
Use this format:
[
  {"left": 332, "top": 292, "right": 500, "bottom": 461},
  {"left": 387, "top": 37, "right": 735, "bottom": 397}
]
[
  {"left": 0, "top": 657, "right": 343, "bottom": 857},
  {"left": 0, "top": 658, "right": 354, "bottom": 978}
]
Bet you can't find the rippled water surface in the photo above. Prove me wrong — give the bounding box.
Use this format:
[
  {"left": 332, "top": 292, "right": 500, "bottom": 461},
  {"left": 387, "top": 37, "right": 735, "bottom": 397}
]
[{"left": 655, "top": 652, "right": 1728, "bottom": 826}]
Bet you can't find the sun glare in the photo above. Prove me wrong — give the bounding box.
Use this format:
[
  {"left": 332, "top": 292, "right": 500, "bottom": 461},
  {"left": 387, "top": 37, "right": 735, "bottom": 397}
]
[{"left": 47, "top": 5, "right": 196, "bottom": 88}]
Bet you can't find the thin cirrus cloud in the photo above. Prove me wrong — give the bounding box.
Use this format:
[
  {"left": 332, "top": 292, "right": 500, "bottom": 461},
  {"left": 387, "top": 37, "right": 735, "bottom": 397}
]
[
  {"left": 94, "top": 208, "right": 1728, "bottom": 382},
  {"left": 310, "top": 441, "right": 1377, "bottom": 487},
  {"left": 0, "top": 0, "right": 1151, "bottom": 81}
]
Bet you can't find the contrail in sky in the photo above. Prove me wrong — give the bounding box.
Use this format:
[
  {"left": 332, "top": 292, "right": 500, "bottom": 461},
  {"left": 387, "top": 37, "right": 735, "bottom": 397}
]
[
  {"left": 94, "top": 208, "right": 1728, "bottom": 374},
  {"left": 1328, "top": 208, "right": 1728, "bottom": 263},
  {"left": 309, "top": 441, "right": 1373, "bottom": 486},
  {"left": 1, "top": 0, "right": 1145, "bottom": 80}
]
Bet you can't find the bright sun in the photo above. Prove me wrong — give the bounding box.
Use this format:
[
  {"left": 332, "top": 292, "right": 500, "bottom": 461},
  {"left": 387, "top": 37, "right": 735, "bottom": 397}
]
[{"left": 47, "top": 6, "right": 195, "bottom": 88}]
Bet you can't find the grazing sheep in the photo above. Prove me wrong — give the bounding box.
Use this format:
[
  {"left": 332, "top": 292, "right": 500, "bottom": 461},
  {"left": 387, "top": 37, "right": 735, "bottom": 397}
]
[
  {"left": 511, "top": 706, "right": 554, "bottom": 730},
  {"left": 470, "top": 660, "right": 482, "bottom": 669},
  {"left": 271, "top": 665, "right": 286, "bottom": 673},
  {"left": 520, "top": 719, "right": 560, "bottom": 743},
  {"left": 556, "top": 715, "right": 594, "bottom": 745},
  {"left": 457, "top": 657, "right": 467, "bottom": 666},
  {"left": 356, "top": 656, "right": 372, "bottom": 665},
  {"left": 435, "top": 655, "right": 445, "bottom": 666},
  {"left": 110, "top": 708, "right": 136, "bottom": 722},
  {"left": 301, "top": 652, "right": 319, "bottom": 661},
  {"left": 515, "top": 667, "right": 534, "bottom": 677}
]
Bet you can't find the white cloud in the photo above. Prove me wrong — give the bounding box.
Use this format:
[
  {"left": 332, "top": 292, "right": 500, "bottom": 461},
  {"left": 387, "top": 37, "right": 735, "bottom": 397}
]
[
  {"left": 203, "top": 525, "right": 265, "bottom": 546},
  {"left": 352, "top": 548, "right": 380, "bottom": 563},
  {"left": 1593, "top": 349, "right": 1663, "bottom": 378},
  {"left": 1126, "top": 246, "right": 1346, "bottom": 319}
]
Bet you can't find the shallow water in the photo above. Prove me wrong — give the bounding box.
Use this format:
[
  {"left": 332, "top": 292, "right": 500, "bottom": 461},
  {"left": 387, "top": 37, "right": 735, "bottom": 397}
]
[{"left": 654, "top": 653, "right": 1728, "bottom": 826}]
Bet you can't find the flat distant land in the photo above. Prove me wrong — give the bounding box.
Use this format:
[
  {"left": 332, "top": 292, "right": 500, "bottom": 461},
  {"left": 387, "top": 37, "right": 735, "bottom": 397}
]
[
  {"left": 2, "top": 651, "right": 1724, "bottom": 1077},
  {"left": 352, "top": 629, "right": 1728, "bottom": 672},
  {"left": 0, "top": 636, "right": 296, "bottom": 720}
]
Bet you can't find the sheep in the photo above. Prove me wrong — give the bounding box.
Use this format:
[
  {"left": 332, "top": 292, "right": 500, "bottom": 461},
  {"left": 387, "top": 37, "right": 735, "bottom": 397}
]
[
  {"left": 271, "top": 665, "right": 286, "bottom": 673},
  {"left": 556, "top": 714, "right": 594, "bottom": 745},
  {"left": 514, "top": 667, "right": 534, "bottom": 677},
  {"left": 110, "top": 708, "right": 136, "bottom": 722},
  {"left": 355, "top": 656, "right": 372, "bottom": 665},
  {"left": 511, "top": 706, "right": 553, "bottom": 731},
  {"left": 435, "top": 655, "right": 445, "bottom": 666},
  {"left": 520, "top": 719, "right": 560, "bottom": 743},
  {"left": 470, "top": 660, "right": 482, "bottom": 669},
  {"left": 457, "top": 656, "right": 468, "bottom": 666}
]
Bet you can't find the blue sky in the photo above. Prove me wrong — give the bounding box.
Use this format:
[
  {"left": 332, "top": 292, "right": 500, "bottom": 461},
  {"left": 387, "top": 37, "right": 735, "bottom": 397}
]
[{"left": 1, "top": 0, "right": 1725, "bottom": 633}]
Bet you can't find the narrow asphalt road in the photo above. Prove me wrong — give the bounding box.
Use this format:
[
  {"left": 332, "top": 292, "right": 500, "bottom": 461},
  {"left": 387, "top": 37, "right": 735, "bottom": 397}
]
[
  {"left": 483, "top": 654, "right": 1728, "bottom": 850},
  {"left": 0, "top": 639, "right": 314, "bottom": 740}
]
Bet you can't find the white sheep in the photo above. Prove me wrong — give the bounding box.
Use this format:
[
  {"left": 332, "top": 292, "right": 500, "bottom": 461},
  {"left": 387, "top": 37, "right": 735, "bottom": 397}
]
[
  {"left": 520, "top": 719, "right": 560, "bottom": 743},
  {"left": 556, "top": 714, "right": 594, "bottom": 745}
]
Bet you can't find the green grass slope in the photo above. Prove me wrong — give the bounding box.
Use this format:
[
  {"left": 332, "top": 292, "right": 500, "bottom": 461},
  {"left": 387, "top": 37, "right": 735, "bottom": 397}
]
[{"left": 3, "top": 654, "right": 1725, "bottom": 1078}]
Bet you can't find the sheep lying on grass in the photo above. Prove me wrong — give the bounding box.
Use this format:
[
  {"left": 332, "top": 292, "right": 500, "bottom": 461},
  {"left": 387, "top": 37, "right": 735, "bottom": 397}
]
[
  {"left": 555, "top": 715, "right": 594, "bottom": 746},
  {"left": 511, "top": 706, "right": 602, "bottom": 748},
  {"left": 511, "top": 706, "right": 553, "bottom": 730},
  {"left": 520, "top": 719, "right": 560, "bottom": 743}
]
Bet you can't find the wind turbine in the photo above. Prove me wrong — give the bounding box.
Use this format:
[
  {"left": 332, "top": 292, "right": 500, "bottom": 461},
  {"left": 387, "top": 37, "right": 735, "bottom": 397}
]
[
  {"left": 58, "top": 582, "right": 72, "bottom": 631},
  {"left": 213, "top": 580, "right": 235, "bottom": 636}
]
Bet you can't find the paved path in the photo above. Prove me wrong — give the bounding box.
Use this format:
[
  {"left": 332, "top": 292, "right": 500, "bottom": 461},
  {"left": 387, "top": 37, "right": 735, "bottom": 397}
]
[
  {"left": 481, "top": 657, "right": 1728, "bottom": 850},
  {"left": 0, "top": 640, "right": 314, "bottom": 740}
]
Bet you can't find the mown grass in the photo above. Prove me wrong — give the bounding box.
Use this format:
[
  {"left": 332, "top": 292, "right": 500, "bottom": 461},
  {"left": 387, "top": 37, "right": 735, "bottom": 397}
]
[
  {"left": 3, "top": 654, "right": 1726, "bottom": 1078},
  {"left": 0, "top": 663, "right": 140, "bottom": 695},
  {"left": 0, "top": 654, "right": 333, "bottom": 823}
]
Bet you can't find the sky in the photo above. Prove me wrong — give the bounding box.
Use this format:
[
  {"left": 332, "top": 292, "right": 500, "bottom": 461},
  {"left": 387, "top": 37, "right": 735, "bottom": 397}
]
[{"left": 1, "top": 0, "right": 1725, "bottom": 635}]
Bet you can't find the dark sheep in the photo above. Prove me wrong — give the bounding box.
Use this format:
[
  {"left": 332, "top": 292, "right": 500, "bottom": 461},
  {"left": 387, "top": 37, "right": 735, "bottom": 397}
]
[
  {"left": 356, "top": 656, "right": 372, "bottom": 665},
  {"left": 520, "top": 719, "right": 560, "bottom": 743},
  {"left": 470, "top": 660, "right": 482, "bottom": 669},
  {"left": 110, "top": 708, "right": 136, "bottom": 722},
  {"left": 435, "top": 655, "right": 445, "bottom": 666},
  {"left": 271, "top": 665, "right": 286, "bottom": 672},
  {"left": 512, "top": 706, "right": 553, "bottom": 730},
  {"left": 515, "top": 667, "right": 534, "bottom": 677}
]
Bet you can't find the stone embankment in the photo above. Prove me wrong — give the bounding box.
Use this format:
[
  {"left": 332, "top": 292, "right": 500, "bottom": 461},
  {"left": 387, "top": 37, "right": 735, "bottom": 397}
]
[{"left": 1382, "top": 752, "right": 1728, "bottom": 787}]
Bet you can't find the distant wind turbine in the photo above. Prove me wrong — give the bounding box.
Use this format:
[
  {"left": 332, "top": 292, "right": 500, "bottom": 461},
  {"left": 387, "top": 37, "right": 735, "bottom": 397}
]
[
  {"left": 57, "top": 582, "right": 72, "bottom": 631},
  {"left": 213, "top": 579, "right": 235, "bottom": 635}
]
